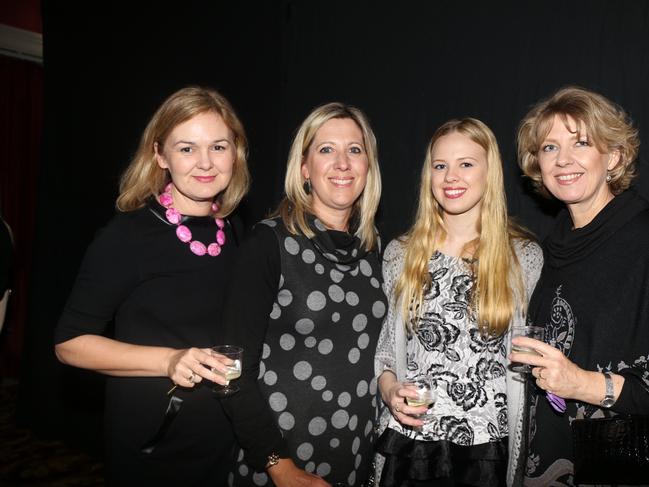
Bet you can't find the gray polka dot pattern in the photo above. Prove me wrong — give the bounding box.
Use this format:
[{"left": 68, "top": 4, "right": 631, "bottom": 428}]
[
  {"left": 232, "top": 218, "right": 386, "bottom": 486},
  {"left": 293, "top": 361, "right": 312, "bottom": 380},
  {"left": 302, "top": 249, "right": 315, "bottom": 264},
  {"left": 284, "top": 236, "right": 300, "bottom": 255},
  {"left": 297, "top": 442, "right": 314, "bottom": 461},
  {"left": 279, "top": 333, "right": 295, "bottom": 350},
  {"left": 277, "top": 288, "right": 293, "bottom": 307},
  {"left": 264, "top": 370, "right": 278, "bottom": 385},
  {"left": 295, "top": 318, "right": 314, "bottom": 335},
  {"left": 352, "top": 313, "right": 367, "bottom": 332},
  {"left": 278, "top": 411, "right": 295, "bottom": 430},
  {"left": 269, "top": 392, "right": 287, "bottom": 412},
  {"left": 328, "top": 284, "right": 344, "bottom": 303},
  {"left": 317, "top": 338, "right": 333, "bottom": 355},
  {"left": 311, "top": 375, "right": 326, "bottom": 390},
  {"left": 308, "top": 417, "right": 327, "bottom": 436},
  {"left": 306, "top": 291, "right": 326, "bottom": 311}
]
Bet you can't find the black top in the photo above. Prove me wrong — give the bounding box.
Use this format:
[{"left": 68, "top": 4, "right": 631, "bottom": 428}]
[
  {"left": 524, "top": 190, "right": 649, "bottom": 485},
  {"left": 220, "top": 216, "right": 387, "bottom": 486},
  {"left": 56, "top": 200, "right": 239, "bottom": 487}
]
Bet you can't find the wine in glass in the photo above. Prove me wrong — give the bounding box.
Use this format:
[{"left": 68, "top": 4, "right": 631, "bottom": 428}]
[
  {"left": 405, "top": 378, "right": 437, "bottom": 422},
  {"left": 211, "top": 345, "right": 243, "bottom": 397},
  {"left": 511, "top": 325, "right": 544, "bottom": 372}
]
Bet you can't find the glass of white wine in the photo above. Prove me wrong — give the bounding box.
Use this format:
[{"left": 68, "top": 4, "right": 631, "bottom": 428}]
[
  {"left": 404, "top": 378, "right": 437, "bottom": 422},
  {"left": 211, "top": 345, "right": 243, "bottom": 397},
  {"left": 511, "top": 325, "right": 544, "bottom": 373}
]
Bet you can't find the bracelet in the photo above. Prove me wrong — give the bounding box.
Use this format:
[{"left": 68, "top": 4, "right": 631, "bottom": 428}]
[{"left": 266, "top": 452, "right": 280, "bottom": 469}]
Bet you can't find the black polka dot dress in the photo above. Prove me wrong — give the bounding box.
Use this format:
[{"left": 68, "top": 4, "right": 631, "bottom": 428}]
[{"left": 221, "top": 216, "right": 387, "bottom": 487}]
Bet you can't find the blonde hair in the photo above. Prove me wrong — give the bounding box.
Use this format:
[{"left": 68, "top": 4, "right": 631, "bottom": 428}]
[
  {"left": 518, "top": 86, "right": 639, "bottom": 198},
  {"left": 116, "top": 86, "right": 250, "bottom": 217},
  {"left": 394, "top": 118, "right": 531, "bottom": 336},
  {"left": 274, "top": 102, "right": 381, "bottom": 250}
]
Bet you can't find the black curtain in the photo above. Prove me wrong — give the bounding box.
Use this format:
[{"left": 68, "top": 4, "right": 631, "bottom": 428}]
[{"left": 25, "top": 0, "right": 649, "bottom": 455}]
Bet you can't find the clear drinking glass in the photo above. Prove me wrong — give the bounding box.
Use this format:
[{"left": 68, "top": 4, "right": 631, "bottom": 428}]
[
  {"left": 511, "top": 325, "right": 544, "bottom": 373},
  {"left": 211, "top": 345, "right": 243, "bottom": 397},
  {"left": 404, "top": 378, "right": 437, "bottom": 422}
]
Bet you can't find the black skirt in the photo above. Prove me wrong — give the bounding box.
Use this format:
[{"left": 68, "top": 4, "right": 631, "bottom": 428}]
[{"left": 376, "top": 428, "right": 507, "bottom": 487}]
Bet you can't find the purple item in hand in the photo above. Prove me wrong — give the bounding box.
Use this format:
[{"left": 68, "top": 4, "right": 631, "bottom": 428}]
[{"left": 546, "top": 391, "right": 566, "bottom": 413}]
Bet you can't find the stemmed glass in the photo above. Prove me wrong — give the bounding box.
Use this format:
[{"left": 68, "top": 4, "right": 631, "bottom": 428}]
[
  {"left": 211, "top": 345, "right": 243, "bottom": 397},
  {"left": 510, "top": 325, "right": 544, "bottom": 373}
]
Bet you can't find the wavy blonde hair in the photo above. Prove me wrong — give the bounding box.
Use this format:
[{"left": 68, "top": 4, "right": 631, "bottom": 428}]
[
  {"left": 518, "top": 86, "right": 639, "bottom": 198},
  {"left": 394, "top": 118, "right": 531, "bottom": 336},
  {"left": 116, "top": 86, "right": 250, "bottom": 217},
  {"left": 275, "top": 102, "right": 381, "bottom": 250}
]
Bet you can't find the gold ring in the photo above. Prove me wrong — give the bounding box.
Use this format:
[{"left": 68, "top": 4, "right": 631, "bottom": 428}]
[{"left": 395, "top": 404, "right": 400, "bottom": 413}]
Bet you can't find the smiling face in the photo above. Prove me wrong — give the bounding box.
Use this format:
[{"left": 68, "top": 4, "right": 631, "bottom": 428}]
[
  {"left": 155, "top": 111, "right": 235, "bottom": 216},
  {"left": 537, "top": 114, "right": 619, "bottom": 226},
  {"left": 430, "top": 131, "right": 488, "bottom": 225},
  {"left": 300, "top": 117, "right": 369, "bottom": 229}
]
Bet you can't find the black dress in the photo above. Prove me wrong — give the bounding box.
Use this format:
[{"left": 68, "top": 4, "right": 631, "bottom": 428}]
[
  {"left": 524, "top": 190, "right": 649, "bottom": 486},
  {"left": 55, "top": 200, "right": 238, "bottom": 486},
  {"left": 220, "top": 216, "right": 387, "bottom": 486}
]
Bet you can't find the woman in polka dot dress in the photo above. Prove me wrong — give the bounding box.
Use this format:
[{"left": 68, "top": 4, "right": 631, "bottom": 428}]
[
  {"left": 374, "top": 119, "right": 543, "bottom": 486},
  {"left": 220, "top": 102, "right": 387, "bottom": 487}
]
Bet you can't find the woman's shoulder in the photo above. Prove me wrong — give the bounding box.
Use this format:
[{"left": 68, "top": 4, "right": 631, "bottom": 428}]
[
  {"left": 511, "top": 237, "right": 543, "bottom": 269},
  {"left": 384, "top": 237, "right": 407, "bottom": 261}
]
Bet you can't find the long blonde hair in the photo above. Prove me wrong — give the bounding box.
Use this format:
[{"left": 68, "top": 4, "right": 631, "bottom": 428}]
[
  {"left": 275, "top": 102, "right": 381, "bottom": 250},
  {"left": 116, "top": 86, "right": 250, "bottom": 218},
  {"left": 394, "top": 118, "right": 531, "bottom": 336}
]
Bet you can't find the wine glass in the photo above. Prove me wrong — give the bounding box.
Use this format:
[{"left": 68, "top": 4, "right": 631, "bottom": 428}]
[
  {"left": 510, "top": 324, "right": 544, "bottom": 372},
  {"left": 404, "top": 377, "right": 437, "bottom": 422},
  {"left": 211, "top": 345, "right": 243, "bottom": 397}
]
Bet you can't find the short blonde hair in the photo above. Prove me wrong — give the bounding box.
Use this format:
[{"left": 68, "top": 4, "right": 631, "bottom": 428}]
[
  {"left": 517, "top": 86, "right": 639, "bottom": 198},
  {"left": 275, "top": 102, "right": 381, "bottom": 250},
  {"left": 117, "top": 86, "right": 250, "bottom": 217}
]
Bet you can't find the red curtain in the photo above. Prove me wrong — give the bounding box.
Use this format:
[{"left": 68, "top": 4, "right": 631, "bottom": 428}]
[{"left": 0, "top": 54, "right": 43, "bottom": 377}]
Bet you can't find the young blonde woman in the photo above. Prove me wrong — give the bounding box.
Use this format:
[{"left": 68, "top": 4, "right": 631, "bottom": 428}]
[{"left": 374, "top": 118, "right": 543, "bottom": 487}]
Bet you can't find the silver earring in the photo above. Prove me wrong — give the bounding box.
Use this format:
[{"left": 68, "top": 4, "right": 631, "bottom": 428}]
[
  {"left": 303, "top": 178, "right": 312, "bottom": 195},
  {"left": 606, "top": 173, "right": 612, "bottom": 183}
]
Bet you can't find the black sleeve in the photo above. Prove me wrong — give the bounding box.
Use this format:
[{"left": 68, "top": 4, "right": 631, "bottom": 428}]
[
  {"left": 613, "top": 368, "right": 649, "bottom": 414},
  {"left": 54, "top": 215, "right": 140, "bottom": 344},
  {"left": 218, "top": 223, "right": 287, "bottom": 470}
]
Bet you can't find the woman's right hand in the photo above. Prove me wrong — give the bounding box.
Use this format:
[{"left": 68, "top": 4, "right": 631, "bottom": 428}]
[
  {"left": 384, "top": 381, "right": 428, "bottom": 427},
  {"left": 165, "top": 347, "right": 234, "bottom": 388},
  {"left": 268, "top": 458, "right": 331, "bottom": 487}
]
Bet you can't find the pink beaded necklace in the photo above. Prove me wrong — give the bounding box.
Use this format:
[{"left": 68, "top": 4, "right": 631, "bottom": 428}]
[{"left": 158, "top": 183, "right": 226, "bottom": 257}]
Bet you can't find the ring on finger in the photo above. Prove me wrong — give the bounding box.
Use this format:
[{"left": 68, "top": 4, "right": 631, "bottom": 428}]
[
  {"left": 188, "top": 372, "right": 196, "bottom": 383},
  {"left": 395, "top": 404, "right": 400, "bottom": 413}
]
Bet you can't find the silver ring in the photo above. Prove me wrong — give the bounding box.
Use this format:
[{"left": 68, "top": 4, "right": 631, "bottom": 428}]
[
  {"left": 395, "top": 404, "right": 400, "bottom": 413},
  {"left": 188, "top": 372, "right": 196, "bottom": 383}
]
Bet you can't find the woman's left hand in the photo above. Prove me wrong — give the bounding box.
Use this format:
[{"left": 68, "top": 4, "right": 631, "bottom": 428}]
[{"left": 510, "top": 337, "right": 587, "bottom": 399}]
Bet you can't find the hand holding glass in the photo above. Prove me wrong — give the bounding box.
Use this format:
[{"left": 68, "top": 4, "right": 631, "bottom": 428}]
[
  {"left": 511, "top": 325, "right": 544, "bottom": 372},
  {"left": 404, "top": 378, "right": 437, "bottom": 422},
  {"left": 211, "top": 345, "right": 243, "bottom": 397}
]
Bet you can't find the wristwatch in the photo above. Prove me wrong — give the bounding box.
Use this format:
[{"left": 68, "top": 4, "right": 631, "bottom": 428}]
[
  {"left": 266, "top": 452, "right": 280, "bottom": 469},
  {"left": 600, "top": 371, "right": 616, "bottom": 408}
]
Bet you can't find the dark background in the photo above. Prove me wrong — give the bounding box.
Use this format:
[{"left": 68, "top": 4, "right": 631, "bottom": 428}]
[{"left": 15, "top": 0, "right": 649, "bottom": 457}]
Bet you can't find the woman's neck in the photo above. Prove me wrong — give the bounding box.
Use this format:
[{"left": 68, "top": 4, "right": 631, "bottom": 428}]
[{"left": 438, "top": 213, "right": 479, "bottom": 258}]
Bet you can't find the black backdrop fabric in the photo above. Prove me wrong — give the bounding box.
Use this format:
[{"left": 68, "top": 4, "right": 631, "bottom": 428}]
[{"left": 24, "top": 0, "right": 649, "bottom": 455}]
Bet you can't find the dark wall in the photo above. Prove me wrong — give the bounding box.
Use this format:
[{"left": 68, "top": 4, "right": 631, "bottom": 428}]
[{"left": 24, "top": 0, "right": 649, "bottom": 453}]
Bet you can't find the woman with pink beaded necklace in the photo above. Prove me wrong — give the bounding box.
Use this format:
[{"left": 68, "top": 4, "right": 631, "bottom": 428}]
[{"left": 54, "top": 86, "right": 250, "bottom": 486}]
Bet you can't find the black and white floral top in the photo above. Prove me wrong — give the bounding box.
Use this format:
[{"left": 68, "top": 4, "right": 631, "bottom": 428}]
[
  {"left": 386, "top": 249, "right": 508, "bottom": 444},
  {"left": 374, "top": 237, "right": 543, "bottom": 486}
]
